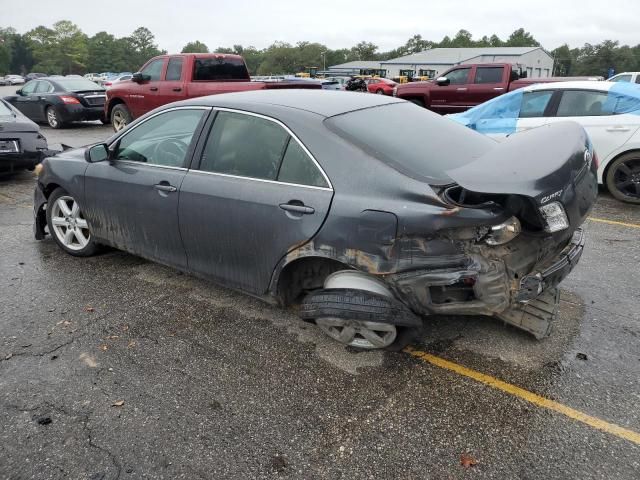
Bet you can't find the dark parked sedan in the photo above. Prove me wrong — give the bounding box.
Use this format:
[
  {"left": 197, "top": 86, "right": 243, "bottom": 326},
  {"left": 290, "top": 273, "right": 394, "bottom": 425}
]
[
  {"left": 0, "top": 98, "right": 48, "bottom": 174},
  {"left": 4, "top": 77, "right": 107, "bottom": 128},
  {"left": 33, "top": 91, "right": 597, "bottom": 350}
]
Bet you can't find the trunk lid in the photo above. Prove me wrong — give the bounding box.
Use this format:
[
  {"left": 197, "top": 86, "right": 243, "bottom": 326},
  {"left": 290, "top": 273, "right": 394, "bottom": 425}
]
[{"left": 445, "top": 121, "right": 598, "bottom": 230}]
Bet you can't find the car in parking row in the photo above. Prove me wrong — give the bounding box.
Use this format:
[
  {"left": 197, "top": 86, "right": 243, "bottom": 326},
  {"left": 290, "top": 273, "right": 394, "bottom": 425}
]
[
  {"left": 4, "top": 77, "right": 107, "bottom": 128},
  {"left": 448, "top": 81, "right": 640, "bottom": 204}
]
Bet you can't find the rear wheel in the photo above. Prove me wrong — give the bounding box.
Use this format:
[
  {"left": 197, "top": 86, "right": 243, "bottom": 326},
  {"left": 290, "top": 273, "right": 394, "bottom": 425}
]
[
  {"left": 46, "top": 106, "right": 64, "bottom": 129},
  {"left": 111, "top": 104, "right": 132, "bottom": 132},
  {"left": 605, "top": 152, "right": 640, "bottom": 204},
  {"left": 376, "top": 89, "right": 385, "bottom": 95},
  {"left": 46, "top": 188, "right": 98, "bottom": 257}
]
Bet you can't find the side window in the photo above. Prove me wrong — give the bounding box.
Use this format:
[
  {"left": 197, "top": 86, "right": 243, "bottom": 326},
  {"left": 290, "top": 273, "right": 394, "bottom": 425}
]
[
  {"left": 21, "top": 81, "right": 37, "bottom": 95},
  {"left": 140, "top": 59, "right": 165, "bottom": 81},
  {"left": 635, "top": 76, "right": 640, "bottom": 84},
  {"left": 610, "top": 74, "right": 631, "bottom": 83},
  {"left": 200, "top": 111, "right": 288, "bottom": 180},
  {"left": 166, "top": 57, "right": 183, "bottom": 81},
  {"left": 35, "top": 81, "right": 53, "bottom": 93},
  {"left": 115, "top": 109, "right": 205, "bottom": 167},
  {"left": 556, "top": 90, "right": 611, "bottom": 117},
  {"left": 445, "top": 68, "right": 471, "bottom": 85},
  {"left": 474, "top": 67, "right": 504, "bottom": 84},
  {"left": 519, "top": 91, "right": 554, "bottom": 118},
  {"left": 278, "top": 140, "right": 328, "bottom": 188}
]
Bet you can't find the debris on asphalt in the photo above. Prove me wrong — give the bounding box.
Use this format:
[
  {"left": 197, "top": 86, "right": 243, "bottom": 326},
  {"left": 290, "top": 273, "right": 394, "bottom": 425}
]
[
  {"left": 576, "top": 352, "right": 589, "bottom": 361},
  {"left": 270, "top": 454, "right": 288, "bottom": 472},
  {"left": 99, "top": 344, "right": 108, "bottom": 351},
  {"left": 85, "top": 306, "right": 95, "bottom": 313},
  {"left": 461, "top": 453, "right": 478, "bottom": 468},
  {"left": 35, "top": 415, "right": 52, "bottom": 425},
  {"left": 112, "top": 400, "right": 125, "bottom": 407}
]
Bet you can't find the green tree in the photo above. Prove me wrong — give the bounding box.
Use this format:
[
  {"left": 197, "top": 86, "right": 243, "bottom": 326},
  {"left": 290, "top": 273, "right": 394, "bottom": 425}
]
[
  {"left": 505, "top": 28, "right": 540, "bottom": 47},
  {"left": 9, "top": 34, "right": 34, "bottom": 74},
  {"left": 128, "top": 27, "right": 164, "bottom": 69},
  {"left": 349, "top": 41, "right": 378, "bottom": 60},
  {"left": 181, "top": 40, "right": 208, "bottom": 53}
]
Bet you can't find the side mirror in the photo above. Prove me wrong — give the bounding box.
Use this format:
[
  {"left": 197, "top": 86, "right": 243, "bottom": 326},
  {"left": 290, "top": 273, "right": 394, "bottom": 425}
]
[
  {"left": 86, "top": 143, "right": 110, "bottom": 163},
  {"left": 132, "top": 72, "right": 150, "bottom": 83},
  {"left": 16, "top": 88, "right": 23, "bottom": 95},
  {"left": 436, "top": 77, "right": 450, "bottom": 86}
]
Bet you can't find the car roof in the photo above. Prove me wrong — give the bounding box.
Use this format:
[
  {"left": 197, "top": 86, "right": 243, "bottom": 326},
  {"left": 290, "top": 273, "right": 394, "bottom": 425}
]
[
  {"left": 526, "top": 81, "right": 614, "bottom": 92},
  {"left": 178, "top": 89, "right": 404, "bottom": 117}
]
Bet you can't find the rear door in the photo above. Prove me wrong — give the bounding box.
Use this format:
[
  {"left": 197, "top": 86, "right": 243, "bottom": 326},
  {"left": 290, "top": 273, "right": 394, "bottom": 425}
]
[
  {"left": 544, "top": 89, "right": 640, "bottom": 162},
  {"left": 468, "top": 66, "right": 507, "bottom": 106},
  {"left": 83, "top": 107, "right": 209, "bottom": 268},
  {"left": 156, "top": 56, "right": 186, "bottom": 106},
  {"left": 430, "top": 67, "right": 472, "bottom": 113},
  {"left": 179, "top": 109, "right": 334, "bottom": 294}
]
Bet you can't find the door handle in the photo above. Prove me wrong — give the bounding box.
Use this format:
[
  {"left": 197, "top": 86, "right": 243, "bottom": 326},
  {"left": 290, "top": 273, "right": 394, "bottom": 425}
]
[
  {"left": 150, "top": 87, "right": 158, "bottom": 91},
  {"left": 279, "top": 203, "right": 315, "bottom": 214},
  {"left": 172, "top": 87, "right": 182, "bottom": 92},
  {"left": 456, "top": 87, "right": 467, "bottom": 91},
  {"left": 606, "top": 126, "right": 630, "bottom": 132},
  {"left": 154, "top": 183, "right": 177, "bottom": 192},
  {"left": 493, "top": 87, "right": 505, "bottom": 91}
]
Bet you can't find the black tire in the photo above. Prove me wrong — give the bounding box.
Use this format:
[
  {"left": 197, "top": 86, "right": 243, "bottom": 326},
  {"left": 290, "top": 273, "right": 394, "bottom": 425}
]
[
  {"left": 605, "top": 152, "right": 640, "bottom": 204},
  {"left": 46, "top": 106, "right": 65, "bottom": 129},
  {"left": 376, "top": 89, "right": 385, "bottom": 95},
  {"left": 408, "top": 98, "right": 425, "bottom": 107},
  {"left": 100, "top": 116, "right": 111, "bottom": 125},
  {"left": 111, "top": 104, "right": 133, "bottom": 132},
  {"left": 300, "top": 288, "right": 423, "bottom": 351},
  {"left": 46, "top": 187, "right": 98, "bottom": 257}
]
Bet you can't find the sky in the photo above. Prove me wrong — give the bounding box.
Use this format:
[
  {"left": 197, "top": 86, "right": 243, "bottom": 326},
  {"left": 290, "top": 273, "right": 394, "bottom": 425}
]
[{"left": 1, "top": 0, "right": 639, "bottom": 54}]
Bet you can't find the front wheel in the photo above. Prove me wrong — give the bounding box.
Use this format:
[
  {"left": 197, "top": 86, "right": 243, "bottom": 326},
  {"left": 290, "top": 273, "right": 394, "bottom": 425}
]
[
  {"left": 605, "top": 153, "right": 640, "bottom": 204},
  {"left": 46, "top": 188, "right": 98, "bottom": 257},
  {"left": 376, "top": 89, "right": 385, "bottom": 95},
  {"left": 111, "top": 104, "right": 133, "bottom": 132}
]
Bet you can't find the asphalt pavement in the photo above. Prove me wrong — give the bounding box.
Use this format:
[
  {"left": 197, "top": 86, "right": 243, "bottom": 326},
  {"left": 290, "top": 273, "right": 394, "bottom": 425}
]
[{"left": 1, "top": 110, "right": 639, "bottom": 479}]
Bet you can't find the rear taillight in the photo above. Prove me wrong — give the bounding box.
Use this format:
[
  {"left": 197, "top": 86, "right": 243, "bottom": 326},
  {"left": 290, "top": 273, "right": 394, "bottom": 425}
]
[
  {"left": 59, "top": 95, "right": 80, "bottom": 104},
  {"left": 104, "top": 82, "right": 112, "bottom": 86}
]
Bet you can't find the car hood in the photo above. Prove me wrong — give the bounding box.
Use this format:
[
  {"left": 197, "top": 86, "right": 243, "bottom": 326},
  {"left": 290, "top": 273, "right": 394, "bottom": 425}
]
[{"left": 446, "top": 121, "right": 596, "bottom": 206}]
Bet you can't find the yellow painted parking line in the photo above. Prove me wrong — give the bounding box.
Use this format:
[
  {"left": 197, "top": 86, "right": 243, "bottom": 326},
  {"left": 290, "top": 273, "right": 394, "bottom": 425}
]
[
  {"left": 588, "top": 217, "right": 640, "bottom": 229},
  {"left": 404, "top": 347, "right": 640, "bottom": 446}
]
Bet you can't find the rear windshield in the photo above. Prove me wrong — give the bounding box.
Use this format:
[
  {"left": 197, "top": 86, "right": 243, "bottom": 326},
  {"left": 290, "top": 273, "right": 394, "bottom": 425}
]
[
  {"left": 325, "top": 102, "right": 496, "bottom": 184},
  {"left": 193, "top": 57, "right": 249, "bottom": 81},
  {"left": 54, "top": 79, "right": 103, "bottom": 92}
]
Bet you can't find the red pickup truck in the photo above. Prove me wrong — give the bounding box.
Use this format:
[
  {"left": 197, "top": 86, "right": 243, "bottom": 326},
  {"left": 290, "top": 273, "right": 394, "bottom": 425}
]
[
  {"left": 105, "top": 53, "right": 320, "bottom": 131},
  {"left": 393, "top": 63, "right": 597, "bottom": 114}
]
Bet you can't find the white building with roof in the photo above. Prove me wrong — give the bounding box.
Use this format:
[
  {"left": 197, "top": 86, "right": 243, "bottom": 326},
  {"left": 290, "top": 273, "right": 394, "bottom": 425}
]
[
  {"left": 323, "top": 61, "right": 386, "bottom": 77},
  {"left": 380, "top": 47, "right": 554, "bottom": 79}
]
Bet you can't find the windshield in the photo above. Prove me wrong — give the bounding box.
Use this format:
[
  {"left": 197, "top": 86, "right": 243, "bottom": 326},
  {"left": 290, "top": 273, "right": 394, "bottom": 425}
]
[
  {"left": 54, "top": 79, "right": 103, "bottom": 92},
  {"left": 0, "top": 100, "right": 14, "bottom": 116},
  {"left": 325, "top": 102, "right": 495, "bottom": 184}
]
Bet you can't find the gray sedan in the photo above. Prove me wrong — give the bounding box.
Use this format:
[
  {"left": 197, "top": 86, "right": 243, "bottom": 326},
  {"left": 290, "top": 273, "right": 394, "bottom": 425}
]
[{"left": 34, "top": 90, "right": 597, "bottom": 350}]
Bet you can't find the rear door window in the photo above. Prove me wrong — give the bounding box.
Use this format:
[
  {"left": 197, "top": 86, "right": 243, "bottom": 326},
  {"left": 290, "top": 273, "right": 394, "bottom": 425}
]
[
  {"left": 165, "top": 57, "right": 183, "bottom": 81},
  {"left": 519, "top": 90, "right": 554, "bottom": 118},
  {"left": 200, "top": 111, "right": 289, "bottom": 180},
  {"left": 610, "top": 74, "right": 632, "bottom": 83},
  {"left": 556, "top": 90, "right": 612, "bottom": 116},
  {"left": 21, "top": 81, "right": 37, "bottom": 95},
  {"left": 277, "top": 140, "right": 328, "bottom": 188},
  {"left": 474, "top": 67, "right": 504, "bottom": 84},
  {"left": 35, "top": 81, "right": 53, "bottom": 93}
]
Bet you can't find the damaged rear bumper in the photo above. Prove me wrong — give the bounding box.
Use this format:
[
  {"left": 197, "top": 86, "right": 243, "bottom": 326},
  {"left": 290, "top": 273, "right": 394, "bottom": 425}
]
[{"left": 386, "top": 228, "right": 585, "bottom": 338}]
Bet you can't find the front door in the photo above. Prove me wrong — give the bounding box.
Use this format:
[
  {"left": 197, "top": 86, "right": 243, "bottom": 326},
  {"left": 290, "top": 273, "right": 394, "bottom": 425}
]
[
  {"left": 430, "top": 66, "right": 472, "bottom": 114},
  {"left": 12, "top": 81, "right": 40, "bottom": 118},
  {"left": 179, "top": 109, "right": 334, "bottom": 294},
  {"left": 83, "top": 107, "right": 209, "bottom": 268},
  {"left": 127, "top": 57, "right": 166, "bottom": 118}
]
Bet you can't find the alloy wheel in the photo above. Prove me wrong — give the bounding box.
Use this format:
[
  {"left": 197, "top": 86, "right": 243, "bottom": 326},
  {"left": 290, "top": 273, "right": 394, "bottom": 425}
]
[
  {"left": 112, "top": 111, "right": 127, "bottom": 131},
  {"left": 612, "top": 158, "right": 640, "bottom": 199},
  {"left": 315, "top": 317, "right": 397, "bottom": 349},
  {"left": 50, "top": 196, "right": 91, "bottom": 251},
  {"left": 47, "top": 108, "right": 59, "bottom": 128}
]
